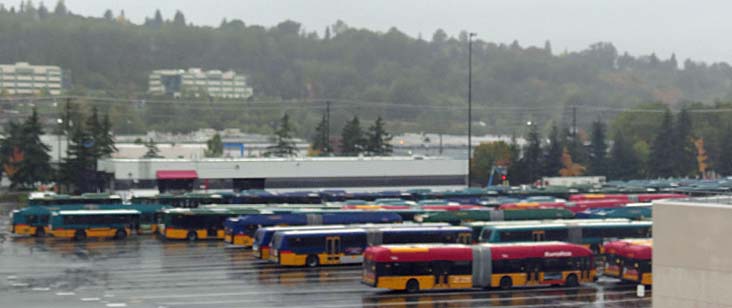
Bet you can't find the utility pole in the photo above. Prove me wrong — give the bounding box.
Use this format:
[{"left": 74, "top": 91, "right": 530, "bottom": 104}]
[
  {"left": 325, "top": 101, "right": 331, "bottom": 154},
  {"left": 467, "top": 32, "right": 476, "bottom": 187}
]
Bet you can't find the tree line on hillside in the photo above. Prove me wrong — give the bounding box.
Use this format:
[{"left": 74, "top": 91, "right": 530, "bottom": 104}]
[
  {"left": 0, "top": 101, "right": 117, "bottom": 192},
  {"left": 4, "top": 1, "right": 732, "bottom": 135},
  {"left": 471, "top": 105, "right": 721, "bottom": 185}
]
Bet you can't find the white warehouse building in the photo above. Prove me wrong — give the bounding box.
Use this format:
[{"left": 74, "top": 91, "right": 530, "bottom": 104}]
[
  {"left": 148, "top": 68, "right": 253, "bottom": 99},
  {"left": 97, "top": 156, "right": 467, "bottom": 193}
]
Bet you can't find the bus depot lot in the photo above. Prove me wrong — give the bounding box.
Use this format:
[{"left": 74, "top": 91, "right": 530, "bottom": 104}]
[{"left": 1, "top": 238, "right": 651, "bottom": 308}]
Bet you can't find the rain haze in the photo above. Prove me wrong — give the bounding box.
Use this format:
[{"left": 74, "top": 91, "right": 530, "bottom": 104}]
[{"left": 26, "top": 0, "right": 729, "bottom": 64}]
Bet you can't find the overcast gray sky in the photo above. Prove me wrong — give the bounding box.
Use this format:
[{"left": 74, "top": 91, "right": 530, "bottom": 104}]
[{"left": 7, "top": 0, "right": 732, "bottom": 64}]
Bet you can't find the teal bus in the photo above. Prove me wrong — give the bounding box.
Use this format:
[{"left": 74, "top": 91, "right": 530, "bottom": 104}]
[
  {"left": 415, "top": 208, "right": 574, "bottom": 225},
  {"left": 479, "top": 221, "right": 652, "bottom": 253},
  {"left": 48, "top": 209, "right": 141, "bottom": 240},
  {"left": 11, "top": 204, "right": 168, "bottom": 237},
  {"left": 28, "top": 193, "right": 123, "bottom": 206}
]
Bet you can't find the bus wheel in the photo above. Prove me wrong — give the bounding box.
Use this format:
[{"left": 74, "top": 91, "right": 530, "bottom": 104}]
[
  {"left": 74, "top": 230, "right": 86, "bottom": 241},
  {"left": 187, "top": 231, "right": 198, "bottom": 241},
  {"left": 565, "top": 274, "right": 579, "bottom": 287},
  {"left": 306, "top": 255, "right": 319, "bottom": 268},
  {"left": 499, "top": 276, "right": 513, "bottom": 290},
  {"left": 405, "top": 279, "right": 420, "bottom": 293},
  {"left": 115, "top": 229, "right": 127, "bottom": 240},
  {"left": 35, "top": 228, "right": 45, "bottom": 237}
]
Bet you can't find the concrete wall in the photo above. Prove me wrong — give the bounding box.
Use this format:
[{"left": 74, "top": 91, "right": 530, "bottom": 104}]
[{"left": 653, "top": 200, "right": 732, "bottom": 307}]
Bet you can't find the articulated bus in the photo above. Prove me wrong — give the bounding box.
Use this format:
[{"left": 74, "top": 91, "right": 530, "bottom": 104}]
[
  {"left": 478, "top": 221, "right": 652, "bottom": 254},
  {"left": 462, "top": 219, "right": 630, "bottom": 243},
  {"left": 131, "top": 193, "right": 226, "bottom": 208},
  {"left": 252, "top": 223, "right": 451, "bottom": 259},
  {"left": 602, "top": 239, "right": 652, "bottom": 279},
  {"left": 575, "top": 204, "right": 652, "bottom": 220},
  {"left": 568, "top": 193, "right": 685, "bottom": 203},
  {"left": 159, "top": 208, "right": 261, "bottom": 240},
  {"left": 603, "top": 239, "right": 653, "bottom": 285},
  {"left": 415, "top": 208, "right": 574, "bottom": 225},
  {"left": 362, "top": 242, "right": 595, "bottom": 292},
  {"left": 270, "top": 226, "right": 473, "bottom": 267},
  {"left": 48, "top": 209, "right": 141, "bottom": 240},
  {"left": 223, "top": 212, "right": 403, "bottom": 247}
]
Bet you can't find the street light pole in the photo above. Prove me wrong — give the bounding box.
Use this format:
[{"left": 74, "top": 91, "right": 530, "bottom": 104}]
[{"left": 467, "top": 32, "right": 476, "bottom": 187}]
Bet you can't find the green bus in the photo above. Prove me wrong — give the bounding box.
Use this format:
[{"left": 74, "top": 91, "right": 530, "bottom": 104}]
[
  {"left": 415, "top": 208, "right": 574, "bottom": 225},
  {"left": 131, "top": 193, "right": 226, "bottom": 208},
  {"left": 159, "top": 207, "right": 261, "bottom": 240},
  {"left": 48, "top": 209, "right": 141, "bottom": 240},
  {"left": 28, "top": 193, "right": 123, "bottom": 206}
]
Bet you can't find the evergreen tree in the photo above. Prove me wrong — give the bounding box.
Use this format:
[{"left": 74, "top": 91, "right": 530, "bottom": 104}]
[
  {"left": 98, "top": 113, "right": 117, "bottom": 157},
  {"left": 61, "top": 122, "right": 96, "bottom": 193},
  {"left": 103, "top": 9, "right": 114, "bottom": 21},
  {"left": 172, "top": 10, "right": 186, "bottom": 26},
  {"left": 15, "top": 108, "right": 51, "bottom": 188},
  {"left": 205, "top": 133, "right": 224, "bottom": 157},
  {"left": 365, "top": 117, "right": 393, "bottom": 156},
  {"left": 718, "top": 125, "right": 732, "bottom": 176},
  {"left": 264, "top": 114, "right": 298, "bottom": 157},
  {"left": 608, "top": 129, "right": 641, "bottom": 180},
  {"left": 53, "top": 0, "right": 66, "bottom": 15},
  {"left": 521, "top": 123, "right": 543, "bottom": 183},
  {"left": 142, "top": 139, "right": 162, "bottom": 158},
  {"left": 506, "top": 135, "right": 524, "bottom": 185},
  {"left": 0, "top": 122, "right": 24, "bottom": 188},
  {"left": 310, "top": 115, "right": 331, "bottom": 156},
  {"left": 340, "top": 116, "right": 365, "bottom": 156},
  {"left": 588, "top": 120, "right": 608, "bottom": 176},
  {"left": 674, "top": 108, "right": 696, "bottom": 177},
  {"left": 649, "top": 109, "right": 675, "bottom": 178},
  {"left": 543, "top": 124, "right": 562, "bottom": 177},
  {"left": 85, "top": 106, "right": 102, "bottom": 158}
]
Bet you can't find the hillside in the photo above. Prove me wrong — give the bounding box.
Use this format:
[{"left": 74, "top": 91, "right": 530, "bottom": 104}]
[{"left": 2, "top": 2, "right": 732, "bottom": 135}]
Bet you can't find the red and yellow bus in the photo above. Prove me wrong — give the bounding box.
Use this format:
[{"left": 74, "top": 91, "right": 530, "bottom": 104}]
[
  {"left": 602, "top": 239, "right": 652, "bottom": 279},
  {"left": 362, "top": 242, "right": 595, "bottom": 292},
  {"left": 619, "top": 240, "right": 652, "bottom": 285}
]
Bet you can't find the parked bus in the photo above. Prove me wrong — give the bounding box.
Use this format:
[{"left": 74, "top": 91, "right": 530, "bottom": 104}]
[
  {"left": 415, "top": 208, "right": 574, "bottom": 225},
  {"left": 462, "top": 219, "right": 630, "bottom": 243},
  {"left": 603, "top": 239, "right": 653, "bottom": 285},
  {"left": 47, "top": 209, "right": 141, "bottom": 240},
  {"left": 575, "top": 204, "right": 652, "bottom": 220},
  {"left": 11, "top": 203, "right": 169, "bottom": 237},
  {"left": 223, "top": 212, "right": 402, "bottom": 246},
  {"left": 568, "top": 193, "right": 685, "bottom": 203},
  {"left": 252, "top": 223, "right": 451, "bottom": 259},
  {"left": 28, "top": 193, "right": 123, "bottom": 206},
  {"left": 159, "top": 208, "right": 261, "bottom": 240},
  {"left": 270, "top": 226, "right": 472, "bottom": 267},
  {"left": 478, "top": 221, "right": 652, "bottom": 253},
  {"left": 362, "top": 242, "right": 595, "bottom": 292},
  {"left": 602, "top": 239, "right": 652, "bottom": 279},
  {"left": 131, "top": 193, "right": 226, "bottom": 208}
]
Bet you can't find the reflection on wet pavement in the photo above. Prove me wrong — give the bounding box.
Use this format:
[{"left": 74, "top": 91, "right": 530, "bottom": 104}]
[{"left": 0, "top": 211, "right": 651, "bottom": 308}]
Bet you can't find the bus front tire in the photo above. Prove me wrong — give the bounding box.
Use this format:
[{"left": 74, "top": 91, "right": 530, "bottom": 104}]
[
  {"left": 565, "top": 274, "right": 579, "bottom": 287},
  {"left": 74, "top": 230, "right": 86, "bottom": 241},
  {"left": 35, "top": 227, "right": 45, "bottom": 237},
  {"left": 187, "top": 231, "right": 198, "bottom": 241},
  {"left": 499, "top": 276, "right": 513, "bottom": 290},
  {"left": 306, "top": 255, "right": 319, "bottom": 268},
  {"left": 405, "top": 279, "right": 420, "bottom": 293},
  {"left": 115, "top": 229, "right": 127, "bottom": 240}
]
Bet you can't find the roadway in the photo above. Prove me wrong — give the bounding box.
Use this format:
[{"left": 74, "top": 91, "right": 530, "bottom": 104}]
[{"left": 0, "top": 213, "right": 651, "bottom": 307}]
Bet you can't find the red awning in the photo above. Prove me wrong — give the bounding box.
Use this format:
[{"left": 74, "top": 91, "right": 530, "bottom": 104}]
[{"left": 156, "top": 170, "right": 198, "bottom": 180}]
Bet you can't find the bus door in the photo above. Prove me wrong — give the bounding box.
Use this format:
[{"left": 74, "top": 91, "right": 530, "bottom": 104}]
[
  {"left": 458, "top": 233, "right": 472, "bottom": 244},
  {"left": 532, "top": 230, "right": 546, "bottom": 241},
  {"left": 432, "top": 261, "right": 450, "bottom": 288},
  {"left": 526, "top": 261, "right": 540, "bottom": 286},
  {"left": 325, "top": 236, "right": 341, "bottom": 264}
]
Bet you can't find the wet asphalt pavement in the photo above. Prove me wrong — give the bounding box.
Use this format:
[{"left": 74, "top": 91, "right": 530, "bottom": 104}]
[{"left": 0, "top": 209, "right": 651, "bottom": 308}]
